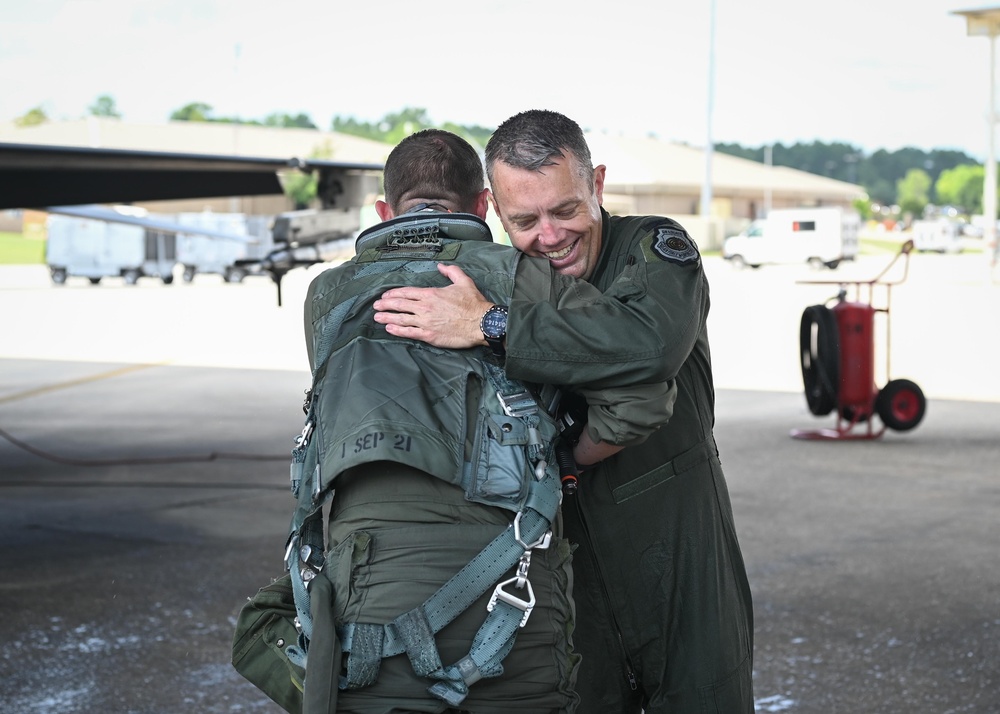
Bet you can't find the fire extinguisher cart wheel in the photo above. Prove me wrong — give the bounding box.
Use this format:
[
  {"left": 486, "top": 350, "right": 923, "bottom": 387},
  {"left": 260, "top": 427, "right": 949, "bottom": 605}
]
[{"left": 876, "top": 378, "right": 926, "bottom": 432}]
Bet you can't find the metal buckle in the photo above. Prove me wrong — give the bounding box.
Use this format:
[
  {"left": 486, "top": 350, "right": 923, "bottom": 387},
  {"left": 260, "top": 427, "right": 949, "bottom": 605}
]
[
  {"left": 515, "top": 551, "right": 532, "bottom": 589},
  {"left": 300, "top": 567, "right": 318, "bottom": 589},
  {"left": 486, "top": 576, "right": 536, "bottom": 627},
  {"left": 295, "top": 420, "right": 314, "bottom": 447},
  {"left": 496, "top": 390, "right": 537, "bottom": 418},
  {"left": 512, "top": 512, "right": 552, "bottom": 550}
]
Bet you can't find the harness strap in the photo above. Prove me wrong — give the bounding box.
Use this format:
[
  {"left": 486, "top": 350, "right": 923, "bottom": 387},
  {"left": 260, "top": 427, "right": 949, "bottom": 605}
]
[
  {"left": 427, "top": 598, "right": 524, "bottom": 705},
  {"left": 301, "top": 574, "right": 340, "bottom": 714},
  {"left": 337, "top": 503, "right": 555, "bottom": 691}
]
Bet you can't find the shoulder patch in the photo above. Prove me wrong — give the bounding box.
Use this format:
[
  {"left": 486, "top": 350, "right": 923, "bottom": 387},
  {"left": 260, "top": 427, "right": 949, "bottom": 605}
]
[{"left": 647, "top": 226, "right": 700, "bottom": 265}]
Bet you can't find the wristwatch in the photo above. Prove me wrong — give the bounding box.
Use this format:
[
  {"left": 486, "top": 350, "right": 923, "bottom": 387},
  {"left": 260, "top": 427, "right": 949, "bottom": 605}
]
[{"left": 480, "top": 304, "right": 508, "bottom": 359}]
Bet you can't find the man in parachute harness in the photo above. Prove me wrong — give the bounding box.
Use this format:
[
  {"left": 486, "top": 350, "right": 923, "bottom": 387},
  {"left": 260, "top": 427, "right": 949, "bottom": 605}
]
[{"left": 266, "top": 130, "right": 674, "bottom": 714}]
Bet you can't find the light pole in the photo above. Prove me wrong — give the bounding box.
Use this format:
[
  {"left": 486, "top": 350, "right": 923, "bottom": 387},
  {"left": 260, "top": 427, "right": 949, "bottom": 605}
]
[
  {"left": 764, "top": 144, "right": 773, "bottom": 218},
  {"left": 700, "top": 0, "right": 716, "bottom": 244},
  {"left": 953, "top": 6, "right": 1000, "bottom": 269}
]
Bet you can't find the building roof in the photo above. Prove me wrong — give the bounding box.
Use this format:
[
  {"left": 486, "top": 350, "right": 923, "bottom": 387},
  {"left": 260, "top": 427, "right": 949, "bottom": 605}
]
[
  {"left": 585, "top": 131, "right": 865, "bottom": 201},
  {"left": 0, "top": 119, "right": 865, "bottom": 204},
  {"left": 0, "top": 117, "right": 392, "bottom": 166}
]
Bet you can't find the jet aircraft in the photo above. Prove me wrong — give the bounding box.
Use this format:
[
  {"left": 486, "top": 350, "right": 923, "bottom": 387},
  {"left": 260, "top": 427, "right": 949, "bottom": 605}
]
[{"left": 0, "top": 141, "right": 383, "bottom": 304}]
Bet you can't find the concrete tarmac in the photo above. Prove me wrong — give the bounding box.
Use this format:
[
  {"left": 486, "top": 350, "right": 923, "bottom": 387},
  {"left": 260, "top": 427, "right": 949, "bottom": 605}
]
[{"left": 1, "top": 254, "right": 998, "bottom": 713}]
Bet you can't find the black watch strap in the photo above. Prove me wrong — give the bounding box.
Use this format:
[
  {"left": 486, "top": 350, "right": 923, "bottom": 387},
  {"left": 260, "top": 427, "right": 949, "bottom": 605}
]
[{"left": 480, "top": 304, "right": 508, "bottom": 359}]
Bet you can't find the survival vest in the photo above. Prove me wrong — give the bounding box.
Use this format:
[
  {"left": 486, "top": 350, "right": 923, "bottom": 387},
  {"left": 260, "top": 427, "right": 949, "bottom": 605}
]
[{"left": 284, "top": 211, "right": 564, "bottom": 709}]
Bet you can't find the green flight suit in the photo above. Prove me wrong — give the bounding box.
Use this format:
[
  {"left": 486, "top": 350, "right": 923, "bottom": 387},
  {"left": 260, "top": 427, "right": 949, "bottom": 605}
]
[
  {"left": 505, "top": 210, "right": 755, "bottom": 714},
  {"left": 300, "top": 213, "right": 674, "bottom": 714}
]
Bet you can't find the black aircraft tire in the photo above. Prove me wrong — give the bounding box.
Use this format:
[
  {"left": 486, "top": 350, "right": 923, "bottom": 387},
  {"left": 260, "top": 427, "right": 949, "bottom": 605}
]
[
  {"left": 876, "top": 379, "right": 926, "bottom": 431},
  {"left": 800, "top": 304, "right": 840, "bottom": 416}
]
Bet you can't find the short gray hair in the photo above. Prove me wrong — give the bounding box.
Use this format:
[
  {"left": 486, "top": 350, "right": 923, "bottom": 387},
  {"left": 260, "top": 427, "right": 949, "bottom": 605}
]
[{"left": 485, "top": 109, "right": 593, "bottom": 185}]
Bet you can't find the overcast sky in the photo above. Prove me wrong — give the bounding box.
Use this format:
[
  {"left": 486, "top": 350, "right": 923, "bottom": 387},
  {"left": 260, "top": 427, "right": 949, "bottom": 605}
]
[{"left": 1, "top": 0, "right": 995, "bottom": 158}]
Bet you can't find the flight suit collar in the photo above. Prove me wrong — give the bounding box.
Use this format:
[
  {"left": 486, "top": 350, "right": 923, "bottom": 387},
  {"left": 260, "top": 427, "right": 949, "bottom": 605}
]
[{"left": 354, "top": 211, "right": 493, "bottom": 254}]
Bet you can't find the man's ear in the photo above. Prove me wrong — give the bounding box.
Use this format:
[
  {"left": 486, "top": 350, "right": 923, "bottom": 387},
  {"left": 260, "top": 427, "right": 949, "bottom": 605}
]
[
  {"left": 593, "top": 165, "right": 607, "bottom": 206},
  {"left": 472, "top": 188, "right": 490, "bottom": 220},
  {"left": 487, "top": 190, "right": 513, "bottom": 235},
  {"left": 487, "top": 190, "right": 503, "bottom": 224},
  {"left": 375, "top": 199, "right": 394, "bottom": 221}
]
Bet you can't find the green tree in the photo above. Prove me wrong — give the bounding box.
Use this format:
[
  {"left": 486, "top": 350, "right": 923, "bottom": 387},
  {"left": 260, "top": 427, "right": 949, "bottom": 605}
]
[
  {"left": 14, "top": 106, "right": 47, "bottom": 127},
  {"left": 715, "top": 141, "right": 978, "bottom": 210},
  {"left": 897, "top": 168, "right": 932, "bottom": 218},
  {"left": 381, "top": 108, "right": 434, "bottom": 145},
  {"left": 282, "top": 141, "right": 335, "bottom": 208},
  {"left": 935, "top": 164, "right": 985, "bottom": 214},
  {"left": 329, "top": 107, "right": 494, "bottom": 149},
  {"left": 447, "top": 122, "right": 492, "bottom": 149},
  {"left": 331, "top": 115, "right": 383, "bottom": 141},
  {"left": 170, "top": 102, "right": 214, "bottom": 122},
  {"left": 264, "top": 112, "right": 317, "bottom": 129},
  {"left": 331, "top": 107, "right": 435, "bottom": 143},
  {"left": 89, "top": 94, "right": 121, "bottom": 118}
]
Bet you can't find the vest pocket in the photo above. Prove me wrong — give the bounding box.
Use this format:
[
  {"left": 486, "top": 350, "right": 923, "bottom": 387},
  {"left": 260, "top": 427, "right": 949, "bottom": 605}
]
[
  {"left": 314, "top": 340, "right": 471, "bottom": 491},
  {"left": 464, "top": 408, "right": 530, "bottom": 510}
]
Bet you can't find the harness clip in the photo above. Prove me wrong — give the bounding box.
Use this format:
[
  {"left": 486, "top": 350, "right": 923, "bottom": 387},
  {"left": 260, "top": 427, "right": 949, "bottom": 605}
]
[
  {"left": 295, "top": 420, "right": 314, "bottom": 447},
  {"left": 515, "top": 551, "right": 532, "bottom": 589},
  {"left": 487, "top": 577, "right": 536, "bottom": 628},
  {"left": 496, "top": 390, "right": 538, "bottom": 419},
  {"left": 513, "top": 512, "right": 552, "bottom": 550}
]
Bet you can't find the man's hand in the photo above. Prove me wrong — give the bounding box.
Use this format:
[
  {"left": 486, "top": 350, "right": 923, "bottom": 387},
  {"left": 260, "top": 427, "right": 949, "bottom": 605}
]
[{"left": 373, "top": 263, "right": 494, "bottom": 348}]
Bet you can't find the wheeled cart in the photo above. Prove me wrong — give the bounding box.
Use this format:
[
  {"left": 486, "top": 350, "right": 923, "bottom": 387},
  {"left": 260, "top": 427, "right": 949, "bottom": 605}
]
[{"left": 792, "top": 240, "right": 925, "bottom": 440}]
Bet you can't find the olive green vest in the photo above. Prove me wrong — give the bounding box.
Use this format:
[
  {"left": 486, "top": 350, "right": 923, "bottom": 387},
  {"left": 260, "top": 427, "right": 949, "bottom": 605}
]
[
  {"left": 297, "top": 212, "right": 559, "bottom": 514},
  {"left": 283, "top": 212, "right": 564, "bottom": 709}
]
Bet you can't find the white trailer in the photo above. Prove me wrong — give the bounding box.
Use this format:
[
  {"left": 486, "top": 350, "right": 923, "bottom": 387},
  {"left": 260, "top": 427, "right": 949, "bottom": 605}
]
[
  {"left": 45, "top": 209, "right": 176, "bottom": 285},
  {"left": 174, "top": 211, "right": 272, "bottom": 283},
  {"left": 723, "top": 207, "right": 860, "bottom": 270}
]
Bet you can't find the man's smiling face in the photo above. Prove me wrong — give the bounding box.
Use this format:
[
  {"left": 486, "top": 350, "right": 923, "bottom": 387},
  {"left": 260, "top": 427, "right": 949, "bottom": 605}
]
[{"left": 490, "top": 155, "right": 606, "bottom": 281}]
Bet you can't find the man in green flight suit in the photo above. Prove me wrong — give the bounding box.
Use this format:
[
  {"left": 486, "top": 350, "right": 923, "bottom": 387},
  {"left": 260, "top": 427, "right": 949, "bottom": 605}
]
[
  {"left": 296, "top": 128, "right": 674, "bottom": 713},
  {"left": 373, "top": 111, "right": 755, "bottom": 714}
]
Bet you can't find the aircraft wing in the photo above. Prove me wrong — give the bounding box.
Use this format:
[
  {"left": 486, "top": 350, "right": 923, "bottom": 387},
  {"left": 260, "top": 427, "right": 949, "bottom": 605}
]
[
  {"left": 2, "top": 141, "right": 384, "bottom": 304},
  {"left": 0, "top": 142, "right": 383, "bottom": 210},
  {"left": 45, "top": 204, "right": 258, "bottom": 243}
]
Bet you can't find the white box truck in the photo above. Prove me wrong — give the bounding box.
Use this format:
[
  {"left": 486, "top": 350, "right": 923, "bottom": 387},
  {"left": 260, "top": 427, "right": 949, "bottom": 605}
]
[
  {"left": 723, "top": 207, "right": 860, "bottom": 270},
  {"left": 46, "top": 209, "right": 177, "bottom": 285},
  {"left": 911, "top": 218, "right": 962, "bottom": 253}
]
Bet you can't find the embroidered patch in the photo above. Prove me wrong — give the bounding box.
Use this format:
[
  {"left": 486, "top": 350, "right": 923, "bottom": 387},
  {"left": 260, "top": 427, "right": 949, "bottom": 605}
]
[{"left": 650, "top": 227, "right": 699, "bottom": 265}]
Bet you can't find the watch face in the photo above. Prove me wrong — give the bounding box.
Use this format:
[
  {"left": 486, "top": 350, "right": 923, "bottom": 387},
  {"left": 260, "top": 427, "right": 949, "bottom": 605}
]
[{"left": 482, "top": 306, "right": 508, "bottom": 339}]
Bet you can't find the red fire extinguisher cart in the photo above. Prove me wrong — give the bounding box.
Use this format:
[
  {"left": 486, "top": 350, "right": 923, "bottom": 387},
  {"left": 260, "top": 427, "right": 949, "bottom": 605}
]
[{"left": 792, "top": 239, "right": 925, "bottom": 440}]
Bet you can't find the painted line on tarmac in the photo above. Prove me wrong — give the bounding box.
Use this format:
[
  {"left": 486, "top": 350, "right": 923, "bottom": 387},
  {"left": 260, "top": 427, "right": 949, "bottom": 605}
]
[{"left": 0, "top": 362, "right": 171, "bottom": 405}]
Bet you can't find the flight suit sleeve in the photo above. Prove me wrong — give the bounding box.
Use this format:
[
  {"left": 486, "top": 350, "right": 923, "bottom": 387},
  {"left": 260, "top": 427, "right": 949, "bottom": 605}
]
[
  {"left": 576, "top": 380, "right": 676, "bottom": 447},
  {"left": 511, "top": 253, "right": 678, "bottom": 446},
  {"left": 506, "top": 223, "right": 709, "bottom": 392}
]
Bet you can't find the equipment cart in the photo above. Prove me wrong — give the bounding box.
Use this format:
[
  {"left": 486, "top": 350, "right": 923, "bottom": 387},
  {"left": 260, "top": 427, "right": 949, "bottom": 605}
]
[{"left": 792, "top": 239, "right": 926, "bottom": 440}]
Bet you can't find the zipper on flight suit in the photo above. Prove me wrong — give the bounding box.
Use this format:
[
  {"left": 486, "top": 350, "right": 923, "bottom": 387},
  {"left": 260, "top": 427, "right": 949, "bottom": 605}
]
[{"left": 572, "top": 492, "right": 639, "bottom": 692}]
